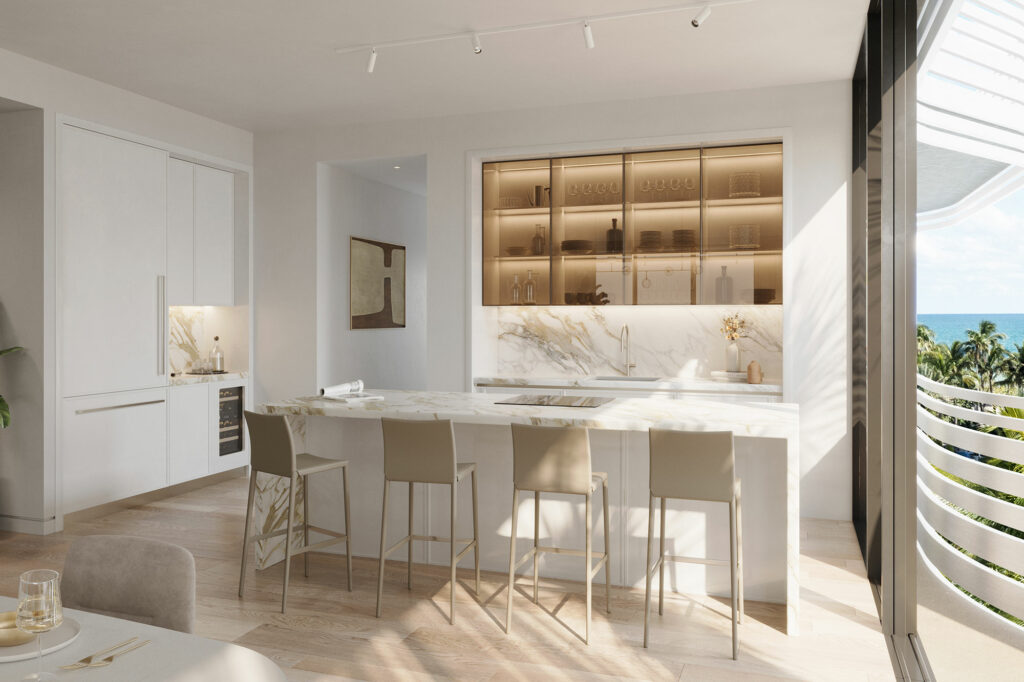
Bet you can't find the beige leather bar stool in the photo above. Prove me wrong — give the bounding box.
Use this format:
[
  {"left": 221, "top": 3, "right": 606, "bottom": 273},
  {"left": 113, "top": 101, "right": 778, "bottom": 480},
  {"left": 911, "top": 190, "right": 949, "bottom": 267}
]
[
  {"left": 376, "top": 417, "right": 480, "bottom": 624},
  {"left": 507, "top": 423, "right": 610, "bottom": 645},
  {"left": 644, "top": 429, "right": 743, "bottom": 659},
  {"left": 239, "top": 411, "right": 353, "bottom": 614}
]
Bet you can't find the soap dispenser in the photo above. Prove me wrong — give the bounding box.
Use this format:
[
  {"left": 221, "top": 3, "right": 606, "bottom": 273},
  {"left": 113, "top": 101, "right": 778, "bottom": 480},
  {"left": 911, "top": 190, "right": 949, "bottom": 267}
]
[{"left": 210, "top": 336, "right": 225, "bottom": 372}]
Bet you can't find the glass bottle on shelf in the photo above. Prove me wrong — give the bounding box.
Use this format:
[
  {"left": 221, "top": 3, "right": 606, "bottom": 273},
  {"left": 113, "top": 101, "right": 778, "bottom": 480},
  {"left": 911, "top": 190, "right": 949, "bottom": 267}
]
[
  {"left": 524, "top": 269, "right": 537, "bottom": 305},
  {"left": 605, "top": 217, "right": 623, "bottom": 254},
  {"left": 714, "top": 266, "right": 734, "bottom": 304},
  {"left": 210, "top": 336, "right": 225, "bottom": 372},
  {"left": 511, "top": 274, "right": 522, "bottom": 305},
  {"left": 531, "top": 224, "right": 546, "bottom": 256}
]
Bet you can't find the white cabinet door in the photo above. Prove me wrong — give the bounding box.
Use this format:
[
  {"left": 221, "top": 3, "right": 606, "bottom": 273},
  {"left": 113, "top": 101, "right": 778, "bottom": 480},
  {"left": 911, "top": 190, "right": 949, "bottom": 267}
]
[
  {"left": 168, "top": 384, "right": 209, "bottom": 485},
  {"left": 194, "top": 165, "right": 234, "bottom": 305},
  {"left": 61, "top": 388, "right": 167, "bottom": 514},
  {"left": 167, "top": 158, "right": 195, "bottom": 305},
  {"left": 59, "top": 125, "right": 167, "bottom": 397}
]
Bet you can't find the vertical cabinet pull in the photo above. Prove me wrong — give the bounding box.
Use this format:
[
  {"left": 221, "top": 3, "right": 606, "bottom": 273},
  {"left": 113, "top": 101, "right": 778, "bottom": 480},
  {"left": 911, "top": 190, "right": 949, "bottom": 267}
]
[{"left": 158, "top": 275, "right": 166, "bottom": 375}]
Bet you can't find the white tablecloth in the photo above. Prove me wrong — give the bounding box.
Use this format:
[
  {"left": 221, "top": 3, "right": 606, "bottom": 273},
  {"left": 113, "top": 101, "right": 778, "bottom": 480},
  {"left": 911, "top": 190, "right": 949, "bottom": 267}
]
[{"left": 0, "top": 597, "right": 284, "bottom": 681}]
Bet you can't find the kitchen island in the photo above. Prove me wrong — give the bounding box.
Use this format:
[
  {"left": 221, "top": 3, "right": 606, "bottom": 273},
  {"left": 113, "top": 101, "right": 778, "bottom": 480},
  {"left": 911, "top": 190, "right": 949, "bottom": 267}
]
[{"left": 259, "top": 389, "right": 800, "bottom": 634}]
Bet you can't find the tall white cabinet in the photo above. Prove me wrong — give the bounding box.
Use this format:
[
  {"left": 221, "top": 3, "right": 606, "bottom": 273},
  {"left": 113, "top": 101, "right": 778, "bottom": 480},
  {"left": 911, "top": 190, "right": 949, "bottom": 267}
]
[
  {"left": 167, "top": 159, "right": 235, "bottom": 306},
  {"left": 59, "top": 125, "right": 168, "bottom": 397}
]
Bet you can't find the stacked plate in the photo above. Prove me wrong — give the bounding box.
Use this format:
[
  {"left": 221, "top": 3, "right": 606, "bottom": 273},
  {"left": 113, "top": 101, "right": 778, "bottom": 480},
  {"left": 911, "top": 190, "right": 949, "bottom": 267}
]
[
  {"left": 638, "top": 230, "right": 663, "bottom": 252},
  {"left": 560, "top": 239, "right": 593, "bottom": 255},
  {"left": 672, "top": 229, "right": 696, "bottom": 251}
]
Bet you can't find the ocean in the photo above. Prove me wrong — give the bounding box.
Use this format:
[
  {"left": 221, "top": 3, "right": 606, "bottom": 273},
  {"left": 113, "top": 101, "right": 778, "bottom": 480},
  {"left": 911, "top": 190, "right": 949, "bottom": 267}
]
[{"left": 918, "top": 313, "right": 1024, "bottom": 349}]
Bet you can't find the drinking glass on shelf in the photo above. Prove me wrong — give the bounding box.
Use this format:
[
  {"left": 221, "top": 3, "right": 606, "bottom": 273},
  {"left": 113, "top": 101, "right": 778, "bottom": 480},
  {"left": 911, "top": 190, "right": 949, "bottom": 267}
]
[{"left": 16, "top": 569, "right": 63, "bottom": 682}]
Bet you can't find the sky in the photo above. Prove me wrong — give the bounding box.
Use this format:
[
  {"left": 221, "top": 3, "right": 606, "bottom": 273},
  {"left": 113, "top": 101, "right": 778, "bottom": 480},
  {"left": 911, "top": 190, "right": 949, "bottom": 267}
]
[{"left": 917, "top": 187, "right": 1024, "bottom": 314}]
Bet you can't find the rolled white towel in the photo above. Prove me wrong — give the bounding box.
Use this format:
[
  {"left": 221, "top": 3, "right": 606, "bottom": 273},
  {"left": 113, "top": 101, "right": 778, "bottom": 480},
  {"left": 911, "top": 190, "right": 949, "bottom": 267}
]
[{"left": 319, "top": 380, "right": 364, "bottom": 397}]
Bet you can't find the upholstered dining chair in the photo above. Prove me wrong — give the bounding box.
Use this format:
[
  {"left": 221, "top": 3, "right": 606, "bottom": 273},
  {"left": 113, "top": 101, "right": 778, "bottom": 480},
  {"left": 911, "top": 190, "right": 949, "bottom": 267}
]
[{"left": 61, "top": 535, "right": 196, "bottom": 633}]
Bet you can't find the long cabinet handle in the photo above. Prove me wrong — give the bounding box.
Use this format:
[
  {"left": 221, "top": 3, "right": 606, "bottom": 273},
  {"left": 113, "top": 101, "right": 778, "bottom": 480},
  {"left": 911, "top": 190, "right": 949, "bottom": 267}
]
[
  {"left": 157, "top": 275, "right": 166, "bottom": 376},
  {"left": 75, "top": 399, "right": 165, "bottom": 416}
]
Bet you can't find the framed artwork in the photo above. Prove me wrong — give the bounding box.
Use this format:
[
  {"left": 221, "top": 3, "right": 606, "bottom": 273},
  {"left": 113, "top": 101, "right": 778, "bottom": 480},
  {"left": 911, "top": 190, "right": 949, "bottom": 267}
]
[{"left": 350, "top": 236, "right": 406, "bottom": 329}]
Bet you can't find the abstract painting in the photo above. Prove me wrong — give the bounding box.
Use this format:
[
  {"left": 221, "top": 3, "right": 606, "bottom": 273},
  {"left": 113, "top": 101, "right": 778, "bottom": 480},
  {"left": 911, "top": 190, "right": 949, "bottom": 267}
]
[{"left": 350, "top": 236, "right": 406, "bottom": 329}]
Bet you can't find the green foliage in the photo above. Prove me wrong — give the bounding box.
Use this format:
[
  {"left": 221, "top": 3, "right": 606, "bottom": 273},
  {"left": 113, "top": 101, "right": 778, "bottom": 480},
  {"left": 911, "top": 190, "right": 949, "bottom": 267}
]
[{"left": 0, "top": 346, "right": 23, "bottom": 429}]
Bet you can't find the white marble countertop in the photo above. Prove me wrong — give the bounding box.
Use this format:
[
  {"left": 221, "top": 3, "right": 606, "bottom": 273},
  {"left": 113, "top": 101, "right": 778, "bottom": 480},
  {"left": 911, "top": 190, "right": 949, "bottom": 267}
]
[
  {"left": 262, "top": 389, "right": 798, "bottom": 439},
  {"left": 473, "top": 375, "right": 782, "bottom": 395},
  {"left": 168, "top": 370, "right": 248, "bottom": 386}
]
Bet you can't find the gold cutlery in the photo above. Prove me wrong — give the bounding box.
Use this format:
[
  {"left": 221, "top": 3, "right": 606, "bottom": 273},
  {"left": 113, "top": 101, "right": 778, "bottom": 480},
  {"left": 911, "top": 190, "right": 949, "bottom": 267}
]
[
  {"left": 85, "top": 639, "right": 150, "bottom": 668},
  {"left": 59, "top": 636, "right": 138, "bottom": 670}
]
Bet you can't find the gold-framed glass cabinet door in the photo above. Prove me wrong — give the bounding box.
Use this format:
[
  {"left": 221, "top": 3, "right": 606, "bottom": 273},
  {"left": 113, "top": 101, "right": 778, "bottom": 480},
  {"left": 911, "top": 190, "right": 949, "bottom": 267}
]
[
  {"left": 550, "top": 154, "right": 627, "bottom": 306},
  {"left": 482, "top": 159, "right": 552, "bottom": 305},
  {"left": 625, "top": 148, "right": 701, "bottom": 304},
  {"left": 700, "top": 143, "right": 783, "bottom": 305}
]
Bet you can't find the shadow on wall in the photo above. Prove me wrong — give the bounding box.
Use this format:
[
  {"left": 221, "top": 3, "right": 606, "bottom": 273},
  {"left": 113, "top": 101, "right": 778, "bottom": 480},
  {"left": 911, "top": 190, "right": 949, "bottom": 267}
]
[{"left": 315, "top": 155, "right": 428, "bottom": 392}]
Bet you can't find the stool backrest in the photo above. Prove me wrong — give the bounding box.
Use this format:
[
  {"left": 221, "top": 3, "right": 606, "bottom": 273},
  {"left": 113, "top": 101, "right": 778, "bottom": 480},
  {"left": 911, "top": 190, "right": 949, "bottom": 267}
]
[
  {"left": 381, "top": 418, "right": 457, "bottom": 484},
  {"left": 243, "top": 411, "right": 296, "bottom": 478},
  {"left": 649, "top": 429, "right": 735, "bottom": 502},
  {"left": 511, "top": 423, "right": 592, "bottom": 495}
]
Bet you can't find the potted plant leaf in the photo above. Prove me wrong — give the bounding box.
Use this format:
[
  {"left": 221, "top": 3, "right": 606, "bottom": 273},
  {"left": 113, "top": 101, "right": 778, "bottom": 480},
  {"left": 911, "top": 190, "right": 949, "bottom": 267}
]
[{"left": 0, "top": 345, "right": 23, "bottom": 428}]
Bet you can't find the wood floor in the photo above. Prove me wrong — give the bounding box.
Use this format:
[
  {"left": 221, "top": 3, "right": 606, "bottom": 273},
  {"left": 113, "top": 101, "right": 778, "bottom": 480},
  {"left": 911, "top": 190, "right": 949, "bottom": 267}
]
[{"left": 0, "top": 475, "right": 895, "bottom": 681}]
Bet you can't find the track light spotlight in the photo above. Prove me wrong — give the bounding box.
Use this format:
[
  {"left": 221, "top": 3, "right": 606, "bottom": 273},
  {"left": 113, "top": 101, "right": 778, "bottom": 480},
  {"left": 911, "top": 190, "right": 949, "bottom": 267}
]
[
  {"left": 583, "top": 21, "right": 595, "bottom": 49},
  {"left": 472, "top": 33, "right": 483, "bottom": 54},
  {"left": 366, "top": 47, "right": 377, "bottom": 73},
  {"left": 691, "top": 6, "right": 712, "bottom": 27}
]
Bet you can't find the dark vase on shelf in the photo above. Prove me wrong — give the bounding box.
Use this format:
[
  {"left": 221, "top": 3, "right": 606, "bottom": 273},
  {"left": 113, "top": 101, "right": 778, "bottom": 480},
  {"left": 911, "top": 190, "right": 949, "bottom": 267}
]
[{"left": 605, "top": 218, "right": 623, "bottom": 254}]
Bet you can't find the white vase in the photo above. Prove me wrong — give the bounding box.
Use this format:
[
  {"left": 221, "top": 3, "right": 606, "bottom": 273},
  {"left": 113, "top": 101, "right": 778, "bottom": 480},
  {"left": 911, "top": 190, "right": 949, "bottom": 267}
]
[{"left": 726, "top": 342, "right": 740, "bottom": 372}]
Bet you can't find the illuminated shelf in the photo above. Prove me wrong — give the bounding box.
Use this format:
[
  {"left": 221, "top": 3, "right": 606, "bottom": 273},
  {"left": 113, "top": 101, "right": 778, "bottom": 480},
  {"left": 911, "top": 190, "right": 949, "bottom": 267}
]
[
  {"left": 704, "top": 196, "right": 782, "bottom": 207},
  {"left": 488, "top": 206, "right": 549, "bottom": 217}
]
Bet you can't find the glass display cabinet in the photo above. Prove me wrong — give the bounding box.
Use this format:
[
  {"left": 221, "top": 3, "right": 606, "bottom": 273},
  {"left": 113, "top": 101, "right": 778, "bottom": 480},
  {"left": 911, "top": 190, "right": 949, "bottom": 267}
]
[{"left": 482, "top": 142, "right": 782, "bottom": 306}]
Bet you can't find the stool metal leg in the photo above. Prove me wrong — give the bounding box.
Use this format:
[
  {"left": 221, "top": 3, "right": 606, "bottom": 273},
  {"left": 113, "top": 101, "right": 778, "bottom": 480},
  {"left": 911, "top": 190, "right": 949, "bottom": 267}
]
[
  {"left": 602, "top": 478, "right": 611, "bottom": 614},
  {"left": 506, "top": 487, "right": 519, "bottom": 634},
  {"left": 659, "top": 496, "right": 666, "bottom": 615},
  {"left": 238, "top": 470, "right": 257, "bottom": 598},
  {"left": 533, "top": 491, "right": 540, "bottom": 603},
  {"left": 730, "top": 498, "right": 739, "bottom": 660},
  {"left": 303, "top": 475, "right": 310, "bottom": 578},
  {"left": 449, "top": 480, "right": 457, "bottom": 625},
  {"left": 585, "top": 491, "right": 592, "bottom": 645},
  {"left": 737, "top": 489, "right": 744, "bottom": 623},
  {"left": 282, "top": 475, "right": 296, "bottom": 614},
  {"left": 643, "top": 493, "right": 655, "bottom": 648},
  {"left": 408, "top": 482, "right": 414, "bottom": 590},
  {"left": 343, "top": 465, "right": 353, "bottom": 591},
  {"left": 376, "top": 479, "right": 390, "bottom": 618},
  {"left": 471, "top": 469, "right": 480, "bottom": 594}
]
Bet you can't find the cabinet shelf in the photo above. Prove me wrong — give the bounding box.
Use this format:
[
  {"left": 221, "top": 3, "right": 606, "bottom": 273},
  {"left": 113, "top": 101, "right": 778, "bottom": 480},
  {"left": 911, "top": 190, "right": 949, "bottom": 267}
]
[{"left": 483, "top": 142, "right": 783, "bottom": 306}]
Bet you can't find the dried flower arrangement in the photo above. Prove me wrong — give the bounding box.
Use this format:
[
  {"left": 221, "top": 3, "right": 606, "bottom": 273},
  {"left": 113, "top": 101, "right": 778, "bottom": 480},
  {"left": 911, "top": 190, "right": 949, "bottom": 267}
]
[{"left": 720, "top": 314, "right": 749, "bottom": 342}]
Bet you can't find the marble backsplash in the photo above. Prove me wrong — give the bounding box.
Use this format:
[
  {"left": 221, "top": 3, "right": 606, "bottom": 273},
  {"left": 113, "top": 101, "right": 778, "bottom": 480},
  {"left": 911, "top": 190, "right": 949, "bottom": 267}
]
[
  {"left": 476, "top": 305, "right": 783, "bottom": 383},
  {"left": 169, "top": 305, "right": 249, "bottom": 374}
]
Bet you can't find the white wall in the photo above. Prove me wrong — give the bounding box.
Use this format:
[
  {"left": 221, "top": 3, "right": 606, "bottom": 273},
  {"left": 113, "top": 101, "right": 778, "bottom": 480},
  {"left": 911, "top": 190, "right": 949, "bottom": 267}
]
[
  {"left": 254, "top": 80, "right": 852, "bottom": 520},
  {"left": 0, "top": 108, "right": 45, "bottom": 522},
  {"left": 0, "top": 47, "right": 253, "bottom": 531},
  {"left": 316, "top": 164, "right": 428, "bottom": 390}
]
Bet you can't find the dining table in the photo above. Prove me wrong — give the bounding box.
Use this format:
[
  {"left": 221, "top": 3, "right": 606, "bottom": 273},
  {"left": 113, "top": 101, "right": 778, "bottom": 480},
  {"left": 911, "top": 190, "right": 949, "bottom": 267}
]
[{"left": 0, "top": 596, "right": 284, "bottom": 681}]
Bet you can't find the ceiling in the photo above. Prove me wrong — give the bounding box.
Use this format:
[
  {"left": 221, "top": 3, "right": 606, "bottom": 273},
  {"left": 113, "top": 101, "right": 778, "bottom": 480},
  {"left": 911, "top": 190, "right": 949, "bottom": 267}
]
[
  {"left": 0, "top": 0, "right": 869, "bottom": 132},
  {"left": 334, "top": 155, "right": 427, "bottom": 197}
]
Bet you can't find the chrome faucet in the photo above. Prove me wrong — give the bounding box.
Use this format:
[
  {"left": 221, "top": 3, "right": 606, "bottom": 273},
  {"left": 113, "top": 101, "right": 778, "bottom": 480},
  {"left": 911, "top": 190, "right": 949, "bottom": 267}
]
[{"left": 620, "top": 324, "right": 637, "bottom": 377}]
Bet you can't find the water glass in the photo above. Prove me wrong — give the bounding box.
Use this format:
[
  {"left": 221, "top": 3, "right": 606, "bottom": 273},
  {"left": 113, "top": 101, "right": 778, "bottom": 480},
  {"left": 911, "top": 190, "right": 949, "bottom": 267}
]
[{"left": 16, "top": 569, "right": 63, "bottom": 682}]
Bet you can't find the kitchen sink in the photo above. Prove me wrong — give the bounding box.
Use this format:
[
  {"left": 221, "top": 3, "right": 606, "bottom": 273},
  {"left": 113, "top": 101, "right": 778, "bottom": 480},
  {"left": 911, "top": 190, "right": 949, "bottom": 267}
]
[{"left": 590, "top": 376, "right": 662, "bottom": 382}]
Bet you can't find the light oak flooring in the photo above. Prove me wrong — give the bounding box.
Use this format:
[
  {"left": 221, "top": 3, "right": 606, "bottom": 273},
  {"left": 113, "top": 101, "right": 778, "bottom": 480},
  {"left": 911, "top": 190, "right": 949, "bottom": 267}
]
[{"left": 0, "top": 476, "right": 895, "bottom": 681}]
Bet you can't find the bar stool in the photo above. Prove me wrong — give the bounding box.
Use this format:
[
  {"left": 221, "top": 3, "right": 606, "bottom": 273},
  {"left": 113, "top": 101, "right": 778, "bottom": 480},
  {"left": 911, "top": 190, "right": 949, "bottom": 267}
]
[
  {"left": 506, "top": 423, "right": 610, "bottom": 645},
  {"left": 238, "top": 411, "right": 353, "bottom": 614},
  {"left": 644, "top": 428, "right": 743, "bottom": 659},
  {"left": 376, "top": 417, "right": 480, "bottom": 624}
]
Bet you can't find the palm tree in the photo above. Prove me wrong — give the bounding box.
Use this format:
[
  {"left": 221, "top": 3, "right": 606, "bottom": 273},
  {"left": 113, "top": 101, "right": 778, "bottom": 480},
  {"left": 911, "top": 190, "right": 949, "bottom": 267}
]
[
  {"left": 964, "top": 320, "right": 1008, "bottom": 394},
  {"left": 918, "top": 324, "right": 936, "bottom": 354},
  {"left": 998, "top": 344, "right": 1024, "bottom": 394},
  {"left": 919, "top": 339, "right": 977, "bottom": 389}
]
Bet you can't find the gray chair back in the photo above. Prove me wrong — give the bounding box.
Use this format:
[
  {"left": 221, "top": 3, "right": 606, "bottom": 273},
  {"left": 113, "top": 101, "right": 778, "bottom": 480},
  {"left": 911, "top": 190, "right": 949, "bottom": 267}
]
[
  {"left": 648, "top": 429, "right": 735, "bottom": 502},
  {"left": 381, "top": 418, "right": 457, "bottom": 484},
  {"left": 511, "top": 423, "right": 592, "bottom": 495},
  {"left": 61, "top": 535, "right": 196, "bottom": 633},
  {"left": 244, "top": 410, "right": 296, "bottom": 478}
]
